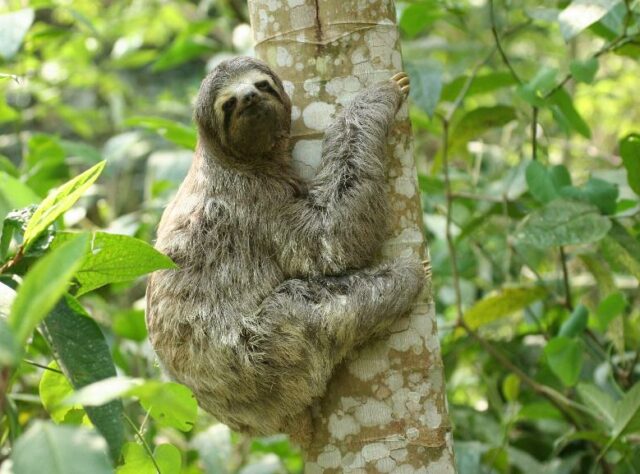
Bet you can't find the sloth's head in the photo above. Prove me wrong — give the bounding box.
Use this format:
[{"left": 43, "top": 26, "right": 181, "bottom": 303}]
[{"left": 195, "top": 57, "right": 291, "bottom": 161}]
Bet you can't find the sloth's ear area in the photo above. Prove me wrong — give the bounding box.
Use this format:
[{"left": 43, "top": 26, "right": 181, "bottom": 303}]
[
  {"left": 194, "top": 98, "right": 215, "bottom": 140},
  {"left": 194, "top": 74, "right": 221, "bottom": 137}
]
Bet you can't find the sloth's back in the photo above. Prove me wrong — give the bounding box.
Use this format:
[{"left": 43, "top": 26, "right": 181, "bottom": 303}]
[{"left": 146, "top": 190, "right": 328, "bottom": 434}]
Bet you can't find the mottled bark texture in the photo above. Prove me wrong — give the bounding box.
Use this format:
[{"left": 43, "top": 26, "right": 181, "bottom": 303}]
[{"left": 247, "top": 1, "right": 455, "bottom": 472}]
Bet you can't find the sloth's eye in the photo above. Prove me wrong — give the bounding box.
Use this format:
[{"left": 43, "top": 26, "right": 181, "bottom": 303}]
[
  {"left": 222, "top": 97, "right": 237, "bottom": 112},
  {"left": 255, "top": 80, "right": 271, "bottom": 91}
]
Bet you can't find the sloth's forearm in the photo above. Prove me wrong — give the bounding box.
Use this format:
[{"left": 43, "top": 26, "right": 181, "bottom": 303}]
[
  {"left": 309, "top": 82, "right": 401, "bottom": 206},
  {"left": 279, "top": 83, "right": 402, "bottom": 276}
]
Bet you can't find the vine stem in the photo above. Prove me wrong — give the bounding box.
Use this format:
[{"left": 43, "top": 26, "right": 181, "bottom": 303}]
[
  {"left": 0, "top": 368, "right": 10, "bottom": 419},
  {"left": 543, "top": 35, "right": 637, "bottom": 100},
  {"left": 23, "top": 360, "right": 63, "bottom": 373},
  {"left": 531, "top": 106, "right": 539, "bottom": 160},
  {"left": 559, "top": 246, "right": 573, "bottom": 311},
  {"left": 0, "top": 245, "right": 24, "bottom": 274},
  {"left": 123, "top": 413, "right": 162, "bottom": 474},
  {"left": 489, "top": 0, "right": 522, "bottom": 84}
]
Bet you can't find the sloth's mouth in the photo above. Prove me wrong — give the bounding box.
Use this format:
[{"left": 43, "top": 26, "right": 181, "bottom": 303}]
[{"left": 238, "top": 100, "right": 265, "bottom": 117}]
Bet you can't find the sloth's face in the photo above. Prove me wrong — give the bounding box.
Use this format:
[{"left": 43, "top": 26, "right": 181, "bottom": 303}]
[{"left": 214, "top": 70, "right": 289, "bottom": 157}]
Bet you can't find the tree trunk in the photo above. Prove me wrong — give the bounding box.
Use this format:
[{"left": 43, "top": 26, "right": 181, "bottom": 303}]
[{"left": 247, "top": 1, "right": 456, "bottom": 472}]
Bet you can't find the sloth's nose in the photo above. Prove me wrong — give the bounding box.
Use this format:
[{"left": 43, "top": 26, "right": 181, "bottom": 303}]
[{"left": 242, "top": 90, "right": 258, "bottom": 104}]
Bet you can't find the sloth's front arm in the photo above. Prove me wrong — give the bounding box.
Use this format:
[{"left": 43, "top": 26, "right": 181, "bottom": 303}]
[{"left": 277, "top": 75, "right": 409, "bottom": 277}]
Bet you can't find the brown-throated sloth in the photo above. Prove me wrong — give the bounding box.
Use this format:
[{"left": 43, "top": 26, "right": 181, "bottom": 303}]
[{"left": 146, "top": 57, "right": 425, "bottom": 437}]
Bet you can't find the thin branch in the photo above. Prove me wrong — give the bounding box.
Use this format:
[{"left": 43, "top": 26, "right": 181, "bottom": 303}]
[
  {"left": 440, "top": 118, "right": 464, "bottom": 319},
  {"left": 124, "top": 414, "right": 161, "bottom": 474},
  {"left": 622, "top": 0, "right": 633, "bottom": 35},
  {"left": 0, "top": 245, "right": 25, "bottom": 274},
  {"left": 543, "top": 35, "right": 638, "bottom": 100},
  {"left": 489, "top": 0, "right": 522, "bottom": 85},
  {"left": 531, "top": 106, "right": 539, "bottom": 160},
  {"left": 0, "top": 73, "right": 21, "bottom": 83},
  {"left": 23, "top": 360, "right": 63, "bottom": 374},
  {"left": 450, "top": 191, "right": 505, "bottom": 203},
  {"left": 559, "top": 246, "right": 573, "bottom": 311},
  {"left": 0, "top": 368, "right": 10, "bottom": 419}
]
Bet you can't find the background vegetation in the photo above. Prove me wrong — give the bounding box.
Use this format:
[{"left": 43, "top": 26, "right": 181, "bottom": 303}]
[{"left": 0, "top": 0, "right": 639, "bottom": 472}]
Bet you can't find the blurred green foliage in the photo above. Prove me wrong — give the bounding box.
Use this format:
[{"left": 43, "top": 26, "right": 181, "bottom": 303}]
[{"left": 0, "top": 0, "right": 639, "bottom": 473}]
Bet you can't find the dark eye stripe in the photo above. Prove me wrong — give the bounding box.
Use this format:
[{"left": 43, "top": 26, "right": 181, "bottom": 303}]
[
  {"left": 258, "top": 82, "right": 283, "bottom": 103},
  {"left": 222, "top": 97, "right": 236, "bottom": 133},
  {"left": 255, "top": 80, "right": 271, "bottom": 91},
  {"left": 223, "top": 97, "right": 236, "bottom": 112}
]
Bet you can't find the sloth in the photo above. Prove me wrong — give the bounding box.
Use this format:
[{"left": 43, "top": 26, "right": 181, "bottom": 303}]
[{"left": 146, "top": 57, "right": 425, "bottom": 439}]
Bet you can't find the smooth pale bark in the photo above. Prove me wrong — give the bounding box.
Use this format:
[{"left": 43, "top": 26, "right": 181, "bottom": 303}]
[{"left": 247, "top": 1, "right": 455, "bottom": 472}]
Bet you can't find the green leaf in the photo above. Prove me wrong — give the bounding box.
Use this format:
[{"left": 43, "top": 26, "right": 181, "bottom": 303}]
[
  {"left": 0, "top": 9, "right": 34, "bottom": 60},
  {"left": 526, "top": 160, "right": 559, "bottom": 204},
  {"left": 113, "top": 309, "right": 148, "bottom": 342},
  {"left": 399, "top": 1, "right": 442, "bottom": 37},
  {"left": 516, "top": 199, "right": 611, "bottom": 248},
  {"left": 518, "top": 402, "right": 564, "bottom": 421},
  {"left": 23, "top": 161, "right": 106, "bottom": 247},
  {"left": 544, "top": 337, "right": 584, "bottom": 386},
  {"left": 133, "top": 381, "right": 197, "bottom": 432},
  {"left": 155, "top": 444, "right": 182, "bottom": 474},
  {"left": 619, "top": 133, "right": 640, "bottom": 196},
  {"left": 8, "top": 234, "right": 88, "bottom": 344},
  {"left": 117, "top": 442, "right": 182, "bottom": 474},
  {"left": 549, "top": 165, "right": 572, "bottom": 188},
  {"left": 600, "top": 221, "right": 640, "bottom": 280},
  {"left": 124, "top": 116, "right": 196, "bottom": 150},
  {"left": 0, "top": 155, "right": 19, "bottom": 177},
  {"left": 549, "top": 88, "right": 591, "bottom": 138},
  {"left": 449, "top": 105, "right": 517, "bottom": 153},
  {"left": 577, "top": 383, "right": 616, "bottom": 427},
  {"left": 441, "top": 72, "right": 517, "bottom": 102},
  {"left": 559, "top": 177, "right": 619, "bottom": 214},
  {"left": 152, "top": 22, "right": 216, "bottom": 72},
  {"left": 1, "top": 206, "right": 57, "bottom": 261},
  {"left": 525, "top": 162, "right": 609, "bottom": 214},
  {"left": 24, "top": 134, "right": 68, "bottom": 196},
  {"left": 580, "top": 254, "right": 615, "bottom": 294},
  {"left": 570, "top": 57, "right": 599, "bottom": 83},
  {"left": 117, "top": 443, "right": 156, "bottom": 474},
  {"left": 595, "top": 292, "right": 626, "bottom": 331},
  {"left": 67, "top": 377, "right": 197, "bottom": 432},
  {"left": 517, "top": 67, "right": 558, "bottom": 106},
  {"left": 502, "top": 374, "right": 520, "bottom": 402},
  {"left": 39, "top": 361, "right": 87, "bottom": 424},
  {"left": 603, "top": 383, "right": 640, "bottom": 453},
  {"left": 558, "top": 0, "right": 622, "bottom": 40},
  {"left": 0, "top": 171, "right": 40, "bottom": 222},
  {"left": 0, "top": 173, "right": 39, "bottom": 207},
  {"left": 407, "top": 61, "right": 442, "bottom": 118},
  {"left": 0, "top": 317, "right": 19, "bottom": 366},
  {"left": 64, "top": 376, "right": 143, "bottom": 407},
  {"left": 558, "top": 304, "right": 589, "bottom": 337},
  {"left": 41, "top": 296, "right": 124, "bottom": 463},
  {"left": 463, "top": 286, "right": 546, "bottom": 329},
  {"left": 60, "top": 140, "right": 103, "bottom": 166},
  {"left": 53, "top": 231, "right": 176, "bottom": 295},
  {"left": 11, "top": 421, "right": 112, "bottom": 474}
]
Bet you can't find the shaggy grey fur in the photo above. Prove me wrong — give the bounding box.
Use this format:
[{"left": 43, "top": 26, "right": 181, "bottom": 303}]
[{"left": 146, "top": 57, "right": 424, "bottom": 437}]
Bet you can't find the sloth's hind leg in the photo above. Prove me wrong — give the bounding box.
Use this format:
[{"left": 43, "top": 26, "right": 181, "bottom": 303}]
[
  {"left": 257, "top": 255, "right": 425, "bottom": 362},
  {"left": 244, "top": 255, "right": 424, "bottom": 436}
]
